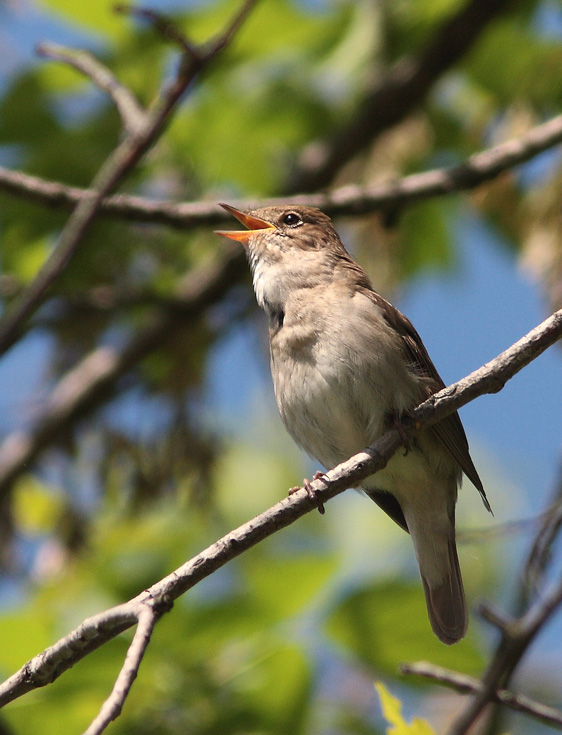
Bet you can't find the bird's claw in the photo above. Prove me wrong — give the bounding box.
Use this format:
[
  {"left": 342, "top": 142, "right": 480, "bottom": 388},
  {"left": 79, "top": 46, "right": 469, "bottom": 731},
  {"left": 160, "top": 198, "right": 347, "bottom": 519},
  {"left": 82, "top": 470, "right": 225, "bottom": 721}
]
[{"left": 289, "top": 471, "right": 327, "bottom": 514}]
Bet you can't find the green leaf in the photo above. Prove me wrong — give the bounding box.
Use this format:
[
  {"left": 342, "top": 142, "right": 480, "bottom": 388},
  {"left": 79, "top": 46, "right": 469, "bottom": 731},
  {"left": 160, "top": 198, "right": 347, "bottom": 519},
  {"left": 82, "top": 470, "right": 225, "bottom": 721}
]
[{"left": 0, "top": 608, "right": 54, "bottom": 675}]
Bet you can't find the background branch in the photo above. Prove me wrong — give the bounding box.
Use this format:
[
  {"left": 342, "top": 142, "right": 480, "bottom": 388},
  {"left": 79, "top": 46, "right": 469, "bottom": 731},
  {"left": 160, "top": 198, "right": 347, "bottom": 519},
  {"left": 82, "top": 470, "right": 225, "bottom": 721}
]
[
  {"left": 447, "top": 575, "right": 562, "bottom": 735},
  {"left": 36, "top": 42, "right": 148, "bottom": 135},
  {"left": 525, "top": 460, "right": 562, "bottom": 595},
  {"left": 83, "top": 604, "right": 164, "bottom": 735},
  {"left": 0, "top": 242, "right": 246, "bottom": 496},
  {"left": 2, "top": 111, "right": 562, "bottom": 228},
  {"left": 401, "top": 662, "right": 562, "bottom": 729}
]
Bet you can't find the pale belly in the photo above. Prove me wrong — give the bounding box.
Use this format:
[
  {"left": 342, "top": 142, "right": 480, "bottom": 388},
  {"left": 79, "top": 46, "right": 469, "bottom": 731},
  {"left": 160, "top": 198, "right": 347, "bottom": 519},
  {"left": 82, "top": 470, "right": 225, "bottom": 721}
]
[{"left": 270, "top": 331, "right": 449, "bottom": 499}]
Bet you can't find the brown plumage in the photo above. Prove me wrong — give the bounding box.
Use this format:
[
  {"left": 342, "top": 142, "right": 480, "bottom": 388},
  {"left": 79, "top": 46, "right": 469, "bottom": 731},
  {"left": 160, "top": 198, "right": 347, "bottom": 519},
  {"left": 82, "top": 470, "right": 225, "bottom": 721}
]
[{"left": 216, "top": 203, "right": 491, "bottom": 644}]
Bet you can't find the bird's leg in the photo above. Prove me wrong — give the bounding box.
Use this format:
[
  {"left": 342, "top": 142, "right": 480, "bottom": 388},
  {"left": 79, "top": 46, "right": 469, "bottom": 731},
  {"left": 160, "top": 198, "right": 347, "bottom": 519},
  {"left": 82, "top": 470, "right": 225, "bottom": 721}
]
[
  {"left": 289, "top": 471, "right": 327, "bottom": 514},
  {"left": 390, "top": 412, "right": 415, "bottom": 456}
]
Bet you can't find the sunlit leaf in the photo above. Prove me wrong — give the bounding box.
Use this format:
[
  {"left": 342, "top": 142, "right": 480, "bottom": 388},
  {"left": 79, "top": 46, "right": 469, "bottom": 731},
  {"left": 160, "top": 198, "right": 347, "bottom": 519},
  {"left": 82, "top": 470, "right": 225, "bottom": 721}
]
[{"left": 375, "top": 682, "right": 436, "bottom": 735}]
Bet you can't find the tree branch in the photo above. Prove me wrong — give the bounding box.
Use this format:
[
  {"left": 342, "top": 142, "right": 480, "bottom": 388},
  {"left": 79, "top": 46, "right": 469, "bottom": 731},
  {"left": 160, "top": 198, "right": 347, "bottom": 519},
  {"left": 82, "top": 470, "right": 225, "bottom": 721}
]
[
  {"left": 525, "top": 461, "right": 562, "bottom": 596},
  {"left": 0, "top": 0, "right": 258, "bottom": 358},
  {"left": 83, "top": 603, "right": 165, "bottom": 735},
  {"left": 0, "top": 308, "right": 560, "bottom": 713},
  {"left": 36, "top": 42, "right": 148, "bottom": 135},
  {"left": 2, "top": 111, "right": 562, "bottom": 228},
  {"left": 401, "top": 662, "right": 562, "bottom": 729}
]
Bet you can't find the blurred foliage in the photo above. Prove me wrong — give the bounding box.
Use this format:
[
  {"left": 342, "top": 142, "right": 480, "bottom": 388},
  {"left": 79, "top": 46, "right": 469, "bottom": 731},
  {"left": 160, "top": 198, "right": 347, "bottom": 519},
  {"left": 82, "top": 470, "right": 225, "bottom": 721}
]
[{"left": 0, "top": 0, "right": 562, "bottom": 733}]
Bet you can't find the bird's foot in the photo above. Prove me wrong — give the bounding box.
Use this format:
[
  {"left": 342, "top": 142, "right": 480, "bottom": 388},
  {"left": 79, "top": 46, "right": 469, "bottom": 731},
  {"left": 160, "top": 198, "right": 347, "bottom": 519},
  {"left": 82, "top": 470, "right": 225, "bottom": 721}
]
[
  {"left": 289, "top": 471, "right": 327, "bottom": 515},
  {"left": 392, "top": 413, "right": 414, "bottom": 456}
]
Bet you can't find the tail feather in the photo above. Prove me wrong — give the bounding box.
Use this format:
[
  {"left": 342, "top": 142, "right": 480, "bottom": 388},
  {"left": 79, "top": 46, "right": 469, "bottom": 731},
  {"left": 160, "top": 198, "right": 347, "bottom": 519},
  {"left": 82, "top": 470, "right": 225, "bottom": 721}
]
[
  {"left": 420, "top": 536, "right": 467, "bottom": 645},
  {"left": 367, "top": 482, "right": 468, "bottom": 644},
  {"left": 403, "top": 500, "right": 468, "bottom": 645}
]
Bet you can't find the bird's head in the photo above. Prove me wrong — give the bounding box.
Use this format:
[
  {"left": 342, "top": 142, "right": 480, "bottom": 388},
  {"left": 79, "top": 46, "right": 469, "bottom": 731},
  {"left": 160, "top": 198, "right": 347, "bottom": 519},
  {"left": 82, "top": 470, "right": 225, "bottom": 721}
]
[{"left": 216, "top": 203, "right": 348, "bottom": 311}]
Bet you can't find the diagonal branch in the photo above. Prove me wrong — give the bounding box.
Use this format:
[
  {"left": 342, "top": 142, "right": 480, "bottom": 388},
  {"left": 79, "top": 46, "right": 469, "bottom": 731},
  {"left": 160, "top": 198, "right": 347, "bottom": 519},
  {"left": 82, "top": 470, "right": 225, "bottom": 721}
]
[
  {"left": 2, "top": 110, "right": 562, "bottom": 228},
  {"left": 83, "top": 603, "right": 165, "bottom": 735},
  {"left": 524, "top": 461, "right": 562, "bottom": 595},
  {"left": 0, "top": 0, "right": 258, "bottom": 359},
  {"left": 401, "top": 662, "right": 562, "bottom": 729},
  {"left": 0, "top": 307, "right": 560, "bottom": 709}
]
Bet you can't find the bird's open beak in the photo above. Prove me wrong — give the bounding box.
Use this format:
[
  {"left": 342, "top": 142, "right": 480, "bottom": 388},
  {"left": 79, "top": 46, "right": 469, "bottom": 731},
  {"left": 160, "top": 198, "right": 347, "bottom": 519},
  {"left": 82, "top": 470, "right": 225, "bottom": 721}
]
[{"left": 215, "top": 203, "right": 275, "bottom": 245}]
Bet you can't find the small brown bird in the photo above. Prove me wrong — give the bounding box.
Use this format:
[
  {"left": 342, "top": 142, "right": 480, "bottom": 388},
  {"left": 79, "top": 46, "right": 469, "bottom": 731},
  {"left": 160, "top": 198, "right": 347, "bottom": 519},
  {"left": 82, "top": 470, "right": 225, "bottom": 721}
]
[{"left": 216, "top": 203, "right": 491, "bottom": 644}]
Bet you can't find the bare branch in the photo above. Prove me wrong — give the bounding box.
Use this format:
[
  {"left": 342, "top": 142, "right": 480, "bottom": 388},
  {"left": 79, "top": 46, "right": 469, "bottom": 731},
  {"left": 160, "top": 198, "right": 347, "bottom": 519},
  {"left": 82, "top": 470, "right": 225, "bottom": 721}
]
[
  {"left": 477, "top": 602, "right": 513, "bottom": 632},
  {"left": 410, "top": 311, "right": 562, "bottom": 429},
  {"left": 2, "top": 111, "right": 562, "bottom": 228},
  {"left": 36, "top": 42, "right": 148, "bottom": 135},
  {"left": 525, "top": 462, "right": 562, "bottom": 595},
  {"left": 401, "top": 662, "right": 562, "bottom": 729},
  {"left": 440, "top": 462, "right": 562, "bottom": 735},
  {"left": 457, "top": 510, "right": 549, "bottom": 544},
  {"left": 0, "top": 308, "right": 560, "bottom": 710},
  {"left": 114, "top": 5, "right": 198, "bottom": 57},
  {"left": 202, "top": 0, "right": 258, "bottom": 57},
  {"left": 0, "top": 602, "right": 138, "bottom": 704},
  {"left": 83, "top": 604, "right": 164, "bottom": 735},
  {"left": 0, "top": 0, "right": 258, "bottom": 359}
]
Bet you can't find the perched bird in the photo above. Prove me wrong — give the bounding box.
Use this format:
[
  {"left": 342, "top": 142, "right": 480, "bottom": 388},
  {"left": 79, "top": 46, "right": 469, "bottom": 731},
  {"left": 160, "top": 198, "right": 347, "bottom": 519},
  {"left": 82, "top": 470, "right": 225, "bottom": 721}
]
[{"left": 216, "top": 203, "right": 491, "bottom": 644}]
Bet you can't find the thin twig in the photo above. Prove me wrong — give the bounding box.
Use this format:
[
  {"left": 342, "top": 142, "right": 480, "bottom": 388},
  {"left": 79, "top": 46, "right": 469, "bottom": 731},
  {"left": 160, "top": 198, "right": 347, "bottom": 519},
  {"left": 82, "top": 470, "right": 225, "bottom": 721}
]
[
  {"left": 36, "top": 42, "right": 148, "bottom": 135},
  {"left": 114, "top": 5, "right": 197, "bottom": 56},
  {"left": 401, "top": 662, "right": 562, "bottom": 729},
  {"left": 2, "top": 110, "right": 562, "bottom": 227},
  {"left": 0, "top": 308, "right": 560, "bottom": 709},
  {"left": 83, "top": 603, "right": 163, "bottom": 735},
  {"left": 457, "top": 509, "right": 549, "bottom": 544},
  {"left": 525, "top": 463, "right": 562, "bottom": 595}
]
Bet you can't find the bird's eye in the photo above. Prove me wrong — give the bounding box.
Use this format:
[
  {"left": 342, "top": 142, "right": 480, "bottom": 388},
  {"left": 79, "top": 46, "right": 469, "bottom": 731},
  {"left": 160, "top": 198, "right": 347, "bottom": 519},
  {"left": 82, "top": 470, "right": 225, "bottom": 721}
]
[{"left": 281, "top": 212, "right": 301, "bottom": 227}]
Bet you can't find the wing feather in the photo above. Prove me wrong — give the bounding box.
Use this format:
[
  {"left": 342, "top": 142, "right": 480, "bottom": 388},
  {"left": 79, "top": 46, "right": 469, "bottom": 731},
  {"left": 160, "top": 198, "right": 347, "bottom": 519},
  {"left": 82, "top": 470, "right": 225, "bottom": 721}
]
[{"left": 363, "top": 288, "right": 491, "bottom": 513}]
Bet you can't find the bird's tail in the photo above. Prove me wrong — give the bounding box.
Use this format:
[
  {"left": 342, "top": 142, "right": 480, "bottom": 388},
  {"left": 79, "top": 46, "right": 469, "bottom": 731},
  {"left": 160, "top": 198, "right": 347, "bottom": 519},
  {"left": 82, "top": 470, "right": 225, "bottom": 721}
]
[{"left": 408, "top": 509, "right": 467, "bottom": 645}]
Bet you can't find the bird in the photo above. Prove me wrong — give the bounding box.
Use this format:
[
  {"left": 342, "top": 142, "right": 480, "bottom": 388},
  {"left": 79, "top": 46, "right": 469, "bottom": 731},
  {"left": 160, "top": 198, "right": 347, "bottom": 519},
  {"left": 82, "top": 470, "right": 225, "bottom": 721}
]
[{"left": 216, "top": 203, "right": 491, "bottom": 645}]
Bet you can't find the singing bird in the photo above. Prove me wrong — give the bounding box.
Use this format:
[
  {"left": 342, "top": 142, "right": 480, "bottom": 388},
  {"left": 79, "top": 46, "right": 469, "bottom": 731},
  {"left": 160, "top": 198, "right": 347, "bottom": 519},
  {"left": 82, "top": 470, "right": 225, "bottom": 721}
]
[{"left": 216, "top": 203, "right": 491, "bottom": 644}]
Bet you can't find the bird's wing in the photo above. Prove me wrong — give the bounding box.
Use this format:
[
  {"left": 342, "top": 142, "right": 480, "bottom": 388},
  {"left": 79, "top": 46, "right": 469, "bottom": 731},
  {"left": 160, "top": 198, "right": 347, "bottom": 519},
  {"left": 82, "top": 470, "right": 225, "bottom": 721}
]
[{"left": 367, "top": 290, "right": 491, "bottom": 513}]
